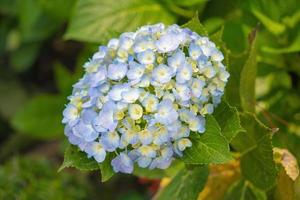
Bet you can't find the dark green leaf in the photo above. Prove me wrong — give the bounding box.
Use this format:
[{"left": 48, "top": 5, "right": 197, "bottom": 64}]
[
  {"left": 213, "top": 101, "right": 244, "bottom": 142},
  {"left": 225, "top": 27, "right": 259, "bottom": 111},
  {"left": 241, "top": 134, "right": 277, "bottom": 190},
  {"left": 203, "top": 17, "right": 224, "bottom": 34},
  {"left": 54, "top": 63, "right": 77, "bottom": 96},
  {"left": 224, "top": 52, "right": 245, "bottom": 110},
  {"left": 10, "top": 42, "right": 40, "bottom": 72},
  {"left": 233, "top": 113, "right": 278, "bottom": 190},
  {"left": 224, "top": 179, "right": 267, "bottom": 200},
  {"left": 65, "top": 0, "right": 176, "bottom": 43},
  {"left": 59, "top": 145, "right": 99, "bottom": 172},
  {"left": 0, "top": 156, "right": 94, "bottom": 199},
  {"left": 99, "top": 153, "right": 115, "bottom": 182},
  {"left": 0, "top": 80, "right": 27, "bottom": 119},
  {"left": 60, "top": 146, "right": 116, "bottom": 182},
  {"left": 0, "top": 0, "right": 18, "bottom": 16},
  {"left": 223, "top": 21, "right": 247, "bottom": 53},
  {"left": 182, "top": 115, "right": 232, "bottom": 164},
  {"left": 17, "top": 0, "right": 62, "bottom": 42},
  {"left": 0, "top": 20, "right": 10, "bottom": 54},
  {"left": 155, "top": 165, "right": 209, "bottom": 200},
  {"left": 11, "top": 95, "right": 65, "bottom": 139},
  {"left": 210, "top": 26, "right": 230, "bottom": 74},
  {"left": 262, "top": 32, "right": 300, "bottom": 54},
  {"left": 240, "top": 33, "right": 257, "bottom": 112},
  {"left": 37, "top": 0, "right": 76, "bottom": 20}
]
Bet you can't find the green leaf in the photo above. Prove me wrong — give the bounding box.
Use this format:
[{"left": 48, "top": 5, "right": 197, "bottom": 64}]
[
  {"left": 37, "top": 0, "right": 76, "bottom": 20},
  {"left": 134, "top": 166, "right": 165, "bottom": 179},
  {"left": 172, "top": 0, "right": 207, "bottom": 7},
  {"left": 60, "top": 146, "right": 116, "bottom": 182},
  {"left": 225, "top": 27, "right": 259, "bottom": 111},
  {"left": 133, "top": 159, "right": 184, "bottom": 179},
  {"left": 240, "top": 32, "right": 257, "bottom": 113},
  {"left": 213, "top": 101, "right": 244, "bottom": 142},
  {"left": 224, "top": 53, "right": 244, "bottom": 110},
  {"left": 54, "top": 63, "right": 77, "bottom": 96},
  {"left": 11, "top": 95, "right": 65, "bottom": 139},
  {"left": 224, "top": 179, "right": 267, "bottom": 200},
  {"left": 0, "top": 156, "right": 94, "bottom": 199},
  {"left": 65, "top": 0, "right": 176, "bottom": 43},
  {"left": 0, "top": 80, "right": 27, "bottom": 119},
  {"left": 182, "top": 12, "right": 208, "bottom": 36},
  {"left": 0, "top": 0, "right": 18, "bottom": 16},
  {"left": 251, "top": 9, "right": 286, "bottom": 35},
  {"left": 262, "top": 31, "right": 300, "bottom": 54},
  {"left": 182, "top": 115, "right": 232, "bottom": 164},
  {"left": 17, "top": 0, "right": 61, "bottom": 42},
  {"left": 10, "top": 42, "right": 40, "bottom": 72},
  {"left": 222, "top": 21, "right": 247, "bottom": 54},
  {"left": 99, "top": 153, "right": 115, "bottom": 182},
  {"left": 59, "top": 145, "right": 99, "bottom": 172},
  {"left": 203, "top": 17, "right": 224, "bottom": 34},
  {"left": 282, "top": 10, "right": 300, "bottom": 28},
  {"left": 210, "top": 26, "right": 230, "bottom": 74},
  {"left": 232, "top": 113, "right": 278, "bottom": 190},
  {"left": 240, "top": 134, "right": 277, "bottom": 190},
  {"left": 155, "top": 165, "right": 209, "bottom": 200}
]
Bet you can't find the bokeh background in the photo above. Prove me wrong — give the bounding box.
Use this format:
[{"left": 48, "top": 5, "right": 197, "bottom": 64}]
[{"left": 0, "top": 0, "right": 300, "bottom": 199}]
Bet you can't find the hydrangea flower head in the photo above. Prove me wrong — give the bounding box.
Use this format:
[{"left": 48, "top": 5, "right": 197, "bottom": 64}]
[{"left": 62, "top": 23, "right": 229, "bottom": 174}]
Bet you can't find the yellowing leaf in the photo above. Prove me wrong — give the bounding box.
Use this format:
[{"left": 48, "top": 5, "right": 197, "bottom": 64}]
[
  {"left": 198, "top": 160, "right": 241, "bottom": 200},
  {"left": 274, "top": 169, "right": 295, "bottom": 200},
  {"left": 273, "top": 148, "right": 299, "bottom": 181}
]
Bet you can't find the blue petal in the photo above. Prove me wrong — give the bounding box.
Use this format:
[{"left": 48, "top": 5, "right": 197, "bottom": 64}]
[
  {"left": 149, "top": 157, "right": 172, "bottom": 169},
  {"left": 81, "top": 108, "right": 97, "bottom": 124},
  {"left": 72, "top": 121, "right": 99, "bottom": 142},
  {"left": 137, "top": 49, "right": 155, "bottom": 65},
  {"left": 111, "top": 153, "right": 134, "bottom": 174},
  {"left": 137, "top": 156, "right": 152, "bottom": 168},
  {"left": 101, "top": 132, "right": 120, "bottom": 152},
  {"left": 107, "top": 63, "right": 128, "bottom": 80},
  {"left": 156, "top": 33, "right": 180, "bottom": 53}
]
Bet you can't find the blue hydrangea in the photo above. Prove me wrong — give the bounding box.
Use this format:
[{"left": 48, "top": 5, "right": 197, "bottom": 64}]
[{"left": 62, "top": 23, "right": 229, "bottom": 174}]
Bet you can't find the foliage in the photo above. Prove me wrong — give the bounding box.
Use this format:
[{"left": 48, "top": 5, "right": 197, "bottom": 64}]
[
  {"left": 1, "top": 0, "right": 300, "bottom": 199},
  {"left": 182, "top": 115, "right": 232, "bottom": 164},
  {"left": 65, "top": 0, "right": 176, "bottom": 43},
  {"left": 11, "top": 94, "right": 65, "bottom": 139},
  {"left": 154, "top": 165, "right": 209, "bottom": 200},
  {"left": 0, "top": 156, "right": 93, "bottom": 200}
]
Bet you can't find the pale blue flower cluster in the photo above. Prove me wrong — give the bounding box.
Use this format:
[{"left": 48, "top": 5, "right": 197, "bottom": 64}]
[{"left": 62, "top": 24, "right": 229, "bottom": 174}]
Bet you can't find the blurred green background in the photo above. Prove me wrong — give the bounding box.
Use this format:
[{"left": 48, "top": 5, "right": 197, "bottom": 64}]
[{"left": 0, "top": 0, "right": 300, "bottom": 199}]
